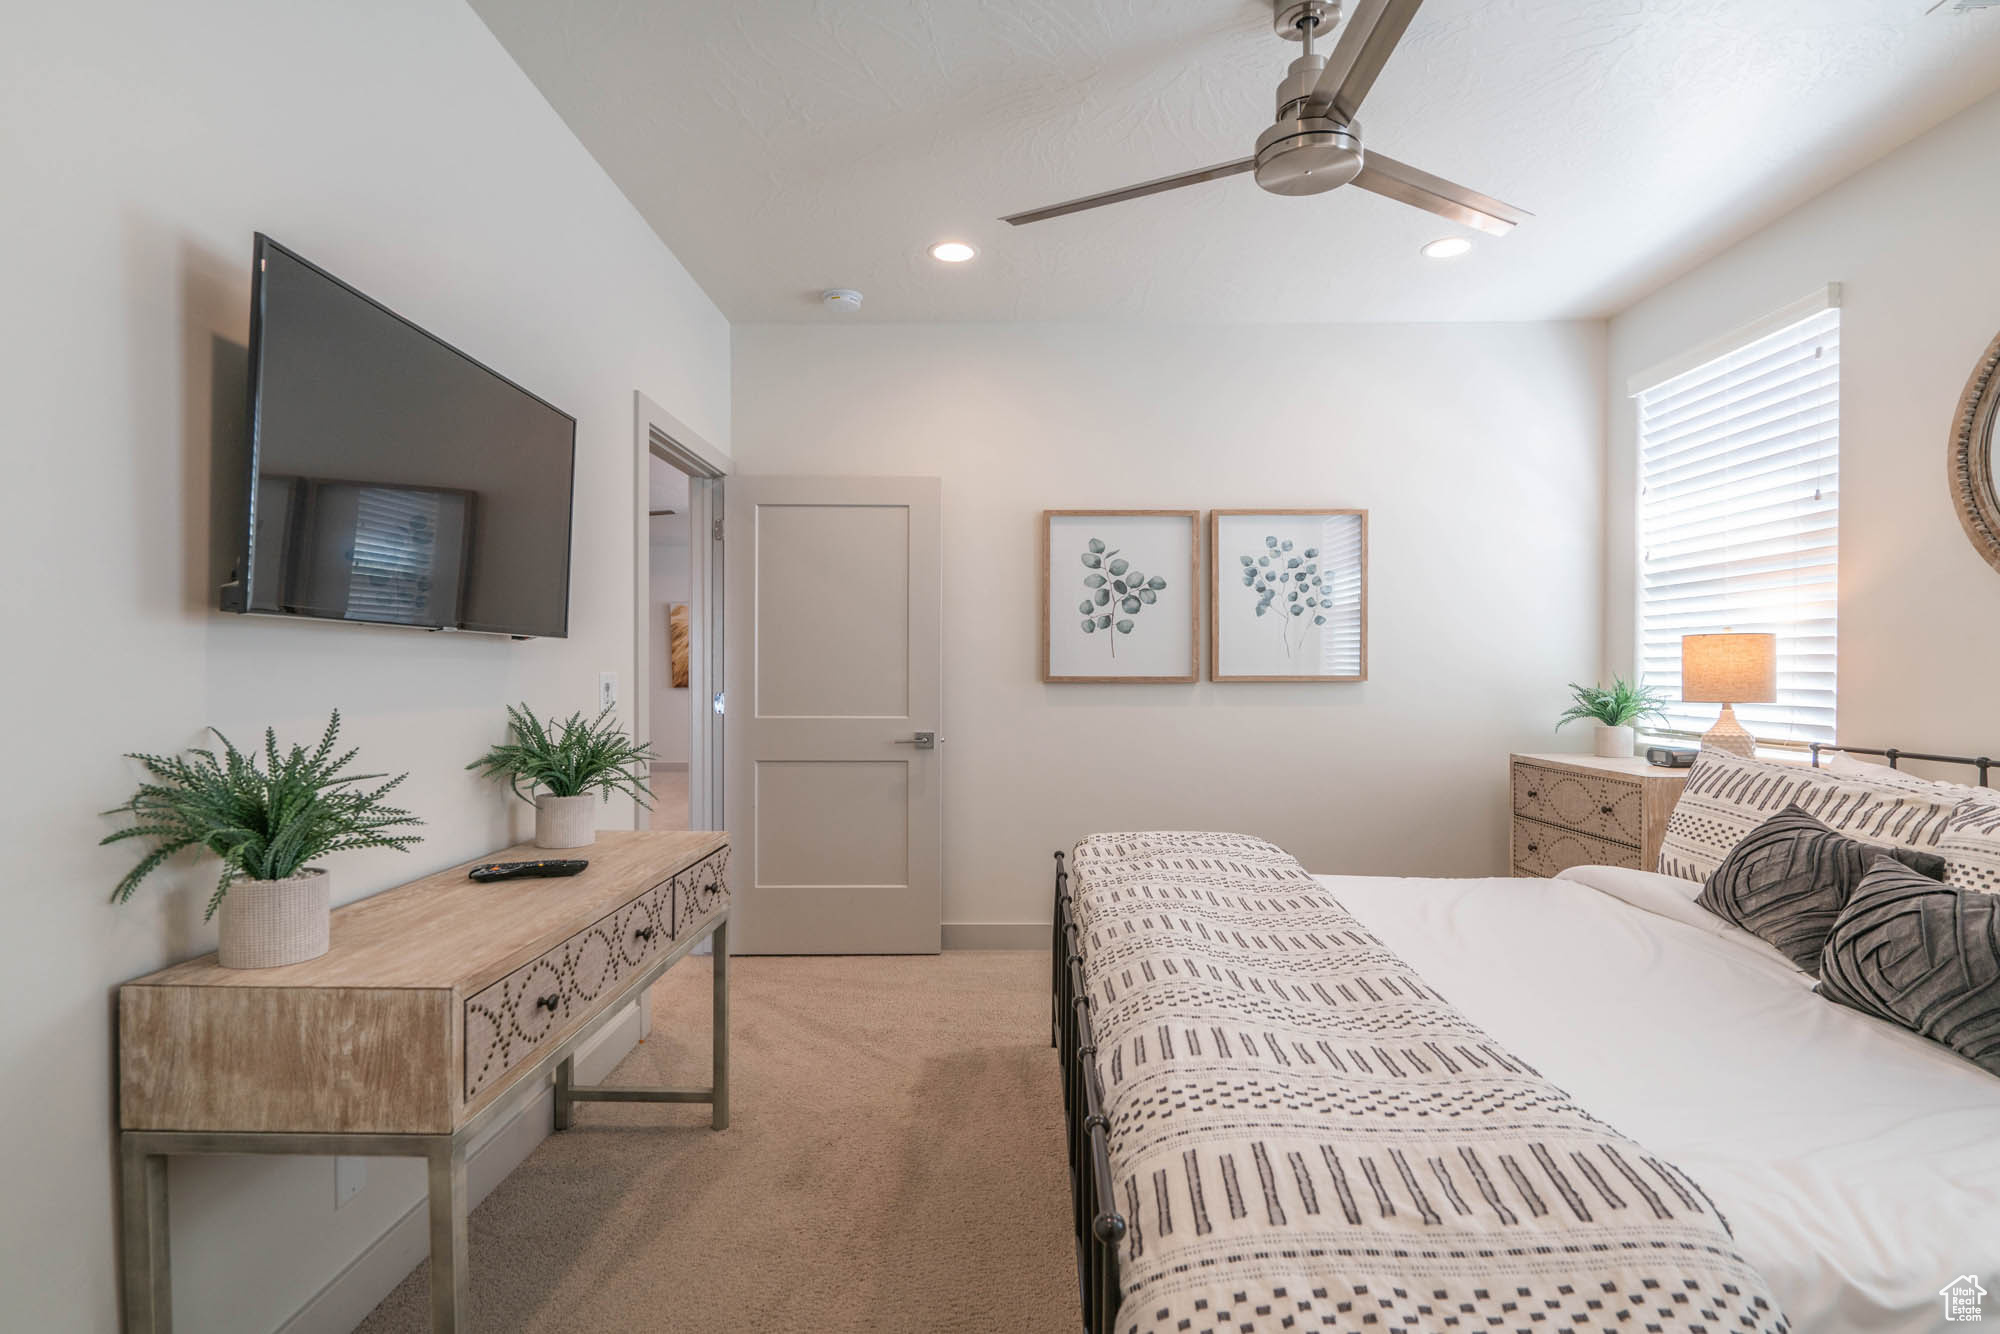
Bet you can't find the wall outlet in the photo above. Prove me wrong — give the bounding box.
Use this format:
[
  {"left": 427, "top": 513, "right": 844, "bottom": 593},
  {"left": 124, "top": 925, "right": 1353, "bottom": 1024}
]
[
  {"left": 599, "top": 671, "right": 617, "bottom": 712},
  {"left": 335, "top": 1155, "right": 366, "bottom": 1209}
]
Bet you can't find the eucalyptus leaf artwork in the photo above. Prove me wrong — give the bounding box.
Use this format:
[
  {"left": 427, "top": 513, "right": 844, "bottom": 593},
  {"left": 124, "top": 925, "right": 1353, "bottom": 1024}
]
[
  {"left": 1210, "top": 510, "right": 1368, "bottom": 683},
  {"left": 1237, "top": 535, "right": 1331, "bottom": 659},
  {"left": 1077, "top": 536, "right": 1168, "bottom": 657},
  {"left": 1043, "top": 510, "right": 1197, "bottom": 683}
]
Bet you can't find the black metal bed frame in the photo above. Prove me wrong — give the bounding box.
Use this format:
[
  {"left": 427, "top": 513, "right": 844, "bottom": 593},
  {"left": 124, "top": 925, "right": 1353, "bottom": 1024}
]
[
  {"left": 1807, "top": 741, "right": 1994, "bottom": 786},
  {"left": 1051, "top": 850, "right": 1125, "bottom": 1334},
  {"left": 1049, "top": 743, "right": 1992, "bottom": 1332}
]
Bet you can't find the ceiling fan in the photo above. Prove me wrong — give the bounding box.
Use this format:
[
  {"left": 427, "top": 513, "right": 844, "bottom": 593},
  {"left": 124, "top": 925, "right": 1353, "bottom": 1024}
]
[{"left": 1002, "top": 0, "right": 1528, "bottom": 236}]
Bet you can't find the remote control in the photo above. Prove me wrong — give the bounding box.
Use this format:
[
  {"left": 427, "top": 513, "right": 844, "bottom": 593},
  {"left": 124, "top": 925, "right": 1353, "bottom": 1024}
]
[{"left": 467, "top": 859, "right": 589, "bottom": 882}]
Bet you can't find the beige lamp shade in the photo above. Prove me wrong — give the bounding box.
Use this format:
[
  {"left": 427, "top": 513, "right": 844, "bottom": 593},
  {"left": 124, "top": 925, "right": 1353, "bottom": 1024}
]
[{"left": 1680, "top": 633, "right": 1777, "bottom": 703}]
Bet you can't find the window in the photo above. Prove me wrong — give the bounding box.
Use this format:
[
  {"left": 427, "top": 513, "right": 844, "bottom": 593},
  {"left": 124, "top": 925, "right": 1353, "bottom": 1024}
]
[{"left": 1634, "top": 297, "right": 1840, "bottom": 745}]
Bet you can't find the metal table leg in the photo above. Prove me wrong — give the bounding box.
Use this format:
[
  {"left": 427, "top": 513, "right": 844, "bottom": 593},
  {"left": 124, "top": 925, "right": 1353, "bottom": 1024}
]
[
  {"left": 553, "top": 1054, "right": 575, "bottom": 1132},
  {"left": 426, "top": 1137, "right": 469, "bottom": 1333},
  {"left": 119, "top": 1136, "right": 171, "bottom": 1334},
  {"left": 711, "top": 916, "right": 730, "bottom": 1131}
]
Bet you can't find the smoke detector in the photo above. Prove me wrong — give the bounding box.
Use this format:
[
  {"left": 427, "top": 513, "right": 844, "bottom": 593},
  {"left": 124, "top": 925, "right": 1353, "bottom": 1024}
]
[{"left": 821, "top": 288, "right": 863, "bottom": 312}]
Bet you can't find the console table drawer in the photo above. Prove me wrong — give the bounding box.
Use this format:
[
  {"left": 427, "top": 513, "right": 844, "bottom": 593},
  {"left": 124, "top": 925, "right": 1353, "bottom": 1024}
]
[
  {"left": 465, "top": 899, "right": 640, "bottom": 1102},
  {"left": 674, "top": 847, "right": 731, "bottom": 936}
]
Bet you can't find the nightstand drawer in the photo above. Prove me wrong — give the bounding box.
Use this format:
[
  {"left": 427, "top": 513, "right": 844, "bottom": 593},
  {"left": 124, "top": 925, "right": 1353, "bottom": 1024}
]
[
  {"left": 1513, "top": 763, "right": 1643, "bottom": 846},
  {"left": 1512, "top": 817, "right": 1641, "bottom": 878}
]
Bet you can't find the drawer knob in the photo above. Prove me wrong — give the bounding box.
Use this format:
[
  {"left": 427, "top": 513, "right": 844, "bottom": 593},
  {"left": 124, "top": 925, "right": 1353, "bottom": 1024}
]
[
  {"left": 535, "top": 994, "right": 560, "bottom": 1013},
  {"left": 1600, "top": 804, "right": 1614, "bottom": 814},
  {"left": 634, "top": 926, "right": 656, "bottom": 942},
  {"left": 1525, "top": 842, "right": 1538, "bottom": 853},
  {"left": 1526, "top": 789, "right": 1538, "bottom": 798}
]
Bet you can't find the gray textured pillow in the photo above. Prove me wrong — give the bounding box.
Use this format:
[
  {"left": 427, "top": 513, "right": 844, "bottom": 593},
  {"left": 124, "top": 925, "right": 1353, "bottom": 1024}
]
[
  {"left": 1818, "top": 855, "right": 2000, "bottom": 1078},
  {"left": 1696, "top": 805, "right": 1945, "bottom": 975}
]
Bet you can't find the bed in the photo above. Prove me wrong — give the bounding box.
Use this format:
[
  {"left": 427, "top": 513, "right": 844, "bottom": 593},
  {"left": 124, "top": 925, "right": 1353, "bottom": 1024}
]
[{"left": 1052, "top": 778, "right": 2000, "bottom": 1334}]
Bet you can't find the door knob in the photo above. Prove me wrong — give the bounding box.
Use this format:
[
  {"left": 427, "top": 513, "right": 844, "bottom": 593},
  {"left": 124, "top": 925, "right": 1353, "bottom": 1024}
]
[{"left": 893, "top": 731, "right": 938, "bottom": 750}]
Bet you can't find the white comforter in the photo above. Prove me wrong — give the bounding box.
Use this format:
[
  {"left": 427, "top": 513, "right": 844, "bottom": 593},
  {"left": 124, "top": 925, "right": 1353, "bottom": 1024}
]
[{"left": 1321, "top": 867, "right": 2000, "bottom": 1334}]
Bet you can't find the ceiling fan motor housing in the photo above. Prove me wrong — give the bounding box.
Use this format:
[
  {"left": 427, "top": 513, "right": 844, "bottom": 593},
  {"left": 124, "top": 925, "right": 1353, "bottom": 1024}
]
[{"left": 1255, "top": 43, "right": 1362, "bottom": 197}]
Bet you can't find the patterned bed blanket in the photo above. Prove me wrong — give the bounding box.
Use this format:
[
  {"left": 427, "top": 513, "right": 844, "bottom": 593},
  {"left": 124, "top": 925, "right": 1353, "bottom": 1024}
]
[{"left": 1070, "top": 831, "right": 1787, "bottom": 1334}]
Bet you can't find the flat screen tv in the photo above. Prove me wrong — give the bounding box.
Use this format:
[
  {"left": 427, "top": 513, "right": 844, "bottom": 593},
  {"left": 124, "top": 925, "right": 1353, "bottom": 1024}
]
[{"left": 223, "top": 234, "right": 576, "bottom": 638}]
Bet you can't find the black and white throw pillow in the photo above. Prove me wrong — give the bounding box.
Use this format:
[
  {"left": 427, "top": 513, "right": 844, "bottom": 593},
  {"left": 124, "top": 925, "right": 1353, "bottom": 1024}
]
[
  {"left": 1656, "top": 748, "right": 1957, "bottom": 882},
  {"left": 1939, "top": 794, "right": 2000, "bottom": 895},
  {"left": 1696, "top": 805, "right": 1945, "bottom": 975},
  {"left": 1818, "top": 855, "right": 2000, "bottom": 1078}
]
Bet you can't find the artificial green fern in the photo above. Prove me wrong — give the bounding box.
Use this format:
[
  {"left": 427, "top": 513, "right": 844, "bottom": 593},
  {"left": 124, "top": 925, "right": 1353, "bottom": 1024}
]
[
  {"left": 1556, "top": 676, "right": 1670, "bottom": 731},
  {"left": 102, "top": 710, "right": 423, "bottom": 919},
  {"left": 466, "top": 703, "right": 656, "bottom": 808}
]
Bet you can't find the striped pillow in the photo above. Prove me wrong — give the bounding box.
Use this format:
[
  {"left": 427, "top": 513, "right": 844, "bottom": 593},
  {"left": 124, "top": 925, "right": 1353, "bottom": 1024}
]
[
  {"left": 1656, "top": 748, "right": 1958, "bottom": 882},
  {"left": 1940, "top": 795, "right": 2000, "bottom": 895}
]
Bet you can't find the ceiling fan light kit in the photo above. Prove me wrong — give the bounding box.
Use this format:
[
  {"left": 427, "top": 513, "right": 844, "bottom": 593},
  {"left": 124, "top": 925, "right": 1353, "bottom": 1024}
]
[{"left": 1003, "top": 0, "right": 1529, "bottom": 237}]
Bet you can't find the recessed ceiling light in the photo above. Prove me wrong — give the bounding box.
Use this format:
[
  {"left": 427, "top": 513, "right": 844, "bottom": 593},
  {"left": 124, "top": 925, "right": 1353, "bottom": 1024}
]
[
  {"left": 929, "top": 241, "right": 977, "bottom": 263},
  {"left": 1421, "top": 237, "right": 1473, "bottom": 260}
]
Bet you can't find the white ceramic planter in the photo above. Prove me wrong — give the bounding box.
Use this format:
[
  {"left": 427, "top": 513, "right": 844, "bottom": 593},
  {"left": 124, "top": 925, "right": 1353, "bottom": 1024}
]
[
  {"left": 218, "top": 868, "right": 330, "bottom": 970},
  {"left": 535, "top": 793, "right": 597, "bottom": 849},
  {"left": 1593, "top": 723, "right": 1636, "bottom": 759}
]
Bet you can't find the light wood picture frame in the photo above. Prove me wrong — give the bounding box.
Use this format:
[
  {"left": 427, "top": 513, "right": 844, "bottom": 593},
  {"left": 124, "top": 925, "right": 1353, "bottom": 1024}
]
[
  {"left": 667, "top": 602, "right": 691, "bottom": 688},
  {"left": 1042, "top": 510, "right": 1199, "bottom": 683},
  {"left": 1209, "top": 509, "right": 1368, "bottom": 682}
]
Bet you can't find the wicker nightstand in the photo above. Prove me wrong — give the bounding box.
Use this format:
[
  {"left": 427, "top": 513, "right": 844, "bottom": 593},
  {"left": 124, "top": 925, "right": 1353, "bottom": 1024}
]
[{"left": 1510, "top": 753, "right": 1689, "bottom": 877}]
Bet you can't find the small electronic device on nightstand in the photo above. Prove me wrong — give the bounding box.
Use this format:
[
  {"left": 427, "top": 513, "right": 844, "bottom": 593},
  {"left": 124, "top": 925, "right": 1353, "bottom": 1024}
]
[{"left": 1645, "top": 746, "right": 1697, "bottom": 768}]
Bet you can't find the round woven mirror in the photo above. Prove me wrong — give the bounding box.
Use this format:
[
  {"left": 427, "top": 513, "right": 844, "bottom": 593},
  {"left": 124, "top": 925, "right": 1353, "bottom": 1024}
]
[{"left": 1950, "top": 330, "right": 2000, "bottom": 576}]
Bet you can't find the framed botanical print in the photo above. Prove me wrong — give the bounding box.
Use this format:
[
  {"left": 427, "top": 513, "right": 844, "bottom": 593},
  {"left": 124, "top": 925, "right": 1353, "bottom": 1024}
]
[
  {"left": 1210, "top": 509, "right": 1367, "bottom": 682},
  {"left": 1042, "top": 510, "right": 1198, "bottom": 683}
]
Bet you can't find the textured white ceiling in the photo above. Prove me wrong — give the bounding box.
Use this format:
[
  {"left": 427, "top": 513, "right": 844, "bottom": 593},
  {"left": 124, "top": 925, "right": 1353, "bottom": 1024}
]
[{"left": 471, "top": 0, "right": 2000, "bottom": 323}]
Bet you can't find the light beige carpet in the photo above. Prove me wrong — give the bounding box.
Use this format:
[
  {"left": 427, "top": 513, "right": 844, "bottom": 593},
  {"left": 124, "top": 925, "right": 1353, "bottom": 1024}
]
[{"left": 356, "top": 952, "right": 1075, "bottom": 1333}]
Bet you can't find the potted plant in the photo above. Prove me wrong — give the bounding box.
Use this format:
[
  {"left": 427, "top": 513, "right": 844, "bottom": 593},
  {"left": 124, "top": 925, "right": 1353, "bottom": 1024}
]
[
  {"left": 467, "top": 704, "right": 655, "bottom": 849},
  {"left": 102, "top": 711, "right": 422, "bottom": 969},
  {"left": 1556, "top": 676, "right": 1669, "bottom": 758}
]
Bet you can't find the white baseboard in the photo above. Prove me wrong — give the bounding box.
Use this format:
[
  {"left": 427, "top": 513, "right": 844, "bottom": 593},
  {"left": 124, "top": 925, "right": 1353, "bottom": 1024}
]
[
  {"left": 276, "top": 997, "right": 649, "bottom": 1334},
  {"left": 940, "top": 922, "right": 1045, "bottom": 950}
]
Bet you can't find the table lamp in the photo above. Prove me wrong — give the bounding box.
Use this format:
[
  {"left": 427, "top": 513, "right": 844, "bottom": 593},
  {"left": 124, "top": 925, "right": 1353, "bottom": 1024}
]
[{"left": 1680, "top": 632, "right": 1777, "bottom": 757}]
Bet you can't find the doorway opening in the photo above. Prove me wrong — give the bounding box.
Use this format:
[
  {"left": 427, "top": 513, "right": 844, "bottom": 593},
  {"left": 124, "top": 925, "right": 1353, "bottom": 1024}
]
[
  {"left": 646, "top": 459, "right": 694, "bottom": 828},
  {"left": 632, "top": 392, "right": 729, "bottom": 833}
]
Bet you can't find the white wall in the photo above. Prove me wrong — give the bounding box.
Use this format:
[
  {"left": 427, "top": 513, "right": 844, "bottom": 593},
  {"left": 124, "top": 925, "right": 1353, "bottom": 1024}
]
[
  {"left": 732, "top": 322, "right": 1607, "bottom": 933},
  {"left": 649, "top": 526, "right": 693, "bottom": 765},
  {"left": 1604, "top": 89, "right": 2000, "bottom": 752},
  {"left": 0, "top": 2, "right": 728, "bottom": 1330}
]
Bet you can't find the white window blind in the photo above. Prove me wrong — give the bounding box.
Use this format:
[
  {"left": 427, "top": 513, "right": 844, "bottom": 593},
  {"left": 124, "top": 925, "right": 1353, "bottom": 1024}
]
[
  {"left": 1315, "top": 512, "right": 1365, "bottom": 677},
  {"left": 1636, "top": 305, "right": 1840, "bottom": 745},
  {"left": 346, "top": 486, "right": 441, "bottom": 624}
]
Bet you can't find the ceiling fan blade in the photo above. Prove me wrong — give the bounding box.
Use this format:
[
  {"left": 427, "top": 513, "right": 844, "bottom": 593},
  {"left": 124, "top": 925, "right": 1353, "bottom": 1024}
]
[
  {"left": 1002, "top": 158, "right": 1255, "bottom": 226},
  {"left": 1349, "top": 152, "right": 1529, "bottom": 235},
  {"left": 1309, "top": 0, "right": 1423, "bottom": 124}
]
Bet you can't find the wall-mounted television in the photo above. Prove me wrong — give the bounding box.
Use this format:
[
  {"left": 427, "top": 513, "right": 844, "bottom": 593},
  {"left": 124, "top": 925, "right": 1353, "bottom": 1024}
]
[{"left": 222, "top": 235, "right": 576, "bottom": 638}]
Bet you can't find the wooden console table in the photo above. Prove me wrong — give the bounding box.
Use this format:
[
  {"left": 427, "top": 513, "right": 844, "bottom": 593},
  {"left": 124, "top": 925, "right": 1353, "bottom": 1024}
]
[{"left": 117, "top": 830, "right": 731, "bottom": 1333}]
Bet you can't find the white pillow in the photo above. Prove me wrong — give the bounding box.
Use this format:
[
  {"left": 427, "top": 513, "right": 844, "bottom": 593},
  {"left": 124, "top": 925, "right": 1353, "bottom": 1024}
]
[
  {"left": 1939, "top": 793, "right": 2000, "bottom": 895},
  {"left": 1822, "top": 750, "right": 1990, "bottom": 805},
  {"left": 1655, "top": 748, "right": 1959, "bottom": 881}
]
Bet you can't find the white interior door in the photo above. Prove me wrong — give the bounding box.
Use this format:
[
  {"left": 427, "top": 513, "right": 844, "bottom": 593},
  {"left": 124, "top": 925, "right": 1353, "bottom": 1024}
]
[{"left": 724, "top": 476, "right": 942, "bottom": 953}]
